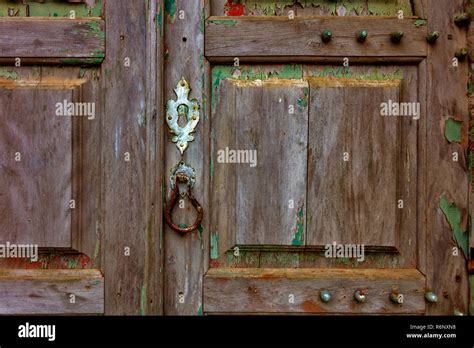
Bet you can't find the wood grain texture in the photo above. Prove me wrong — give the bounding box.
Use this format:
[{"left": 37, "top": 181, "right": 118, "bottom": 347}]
[
  {"left": 0, "top": 86, "right": 73, "bottom": 248},
  {"left": 0, "top": 269, "right": 103, "bottom": 314},
  {"left": 307, "top": 78, "right": 400, "bottom": 248},
  {"left": 204, "top": 268, "right": 425, "bottom": 314},
  {"left": 0, "top": 18, "right": 105, "bottom": 64},
  {"left": 102, "top": 0, "right": 162, "bottom": 315},
  {"left": 426, "top": 0, "right": 469, "bottom": 315},
  {"left": 205, "top": 17, "right": 428, "bottom": 61},
  {"left": 163, "top": 0, "right": 205, "bottom": 315},
  {"left": 230, "top": 79, "right": 308, "bottom": 246}
]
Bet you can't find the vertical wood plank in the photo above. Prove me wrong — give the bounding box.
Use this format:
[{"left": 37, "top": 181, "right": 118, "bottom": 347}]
[
  {"left": 164, "top": 0, "right": 206, "bottom": 315},
  {"left": 102, "top": 0, "right": 162, "bottom": 314},
  {"left": 426, "top": 0, "right": 469, "bottom": 315}
]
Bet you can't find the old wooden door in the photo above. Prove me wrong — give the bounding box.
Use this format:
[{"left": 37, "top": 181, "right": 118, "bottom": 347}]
[
  {"left": 163, "top": 0, "right": 471, "bottom": 316},
  {"left": 0, "top": 0, "right": 162, "bottom": 315}
]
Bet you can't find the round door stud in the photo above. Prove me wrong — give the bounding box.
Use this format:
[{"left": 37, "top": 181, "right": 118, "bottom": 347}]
[
  {"left": 321, "top": 30, "right": 332, "bottom": 43},
  {"left": 354, "top": 290, "right": 366, "bottom": 303},
  {"left": 426, "top": 31, "right": 440, "bottom": 44},
  {"left": 455, "top": 48, "right": 469, "bottom": 61},
  {"left": 424, "top": 291, "right": 438, "bottom": 303},
  {"left": 454, "top": 13, "right": 470, "bottom": 28},
  {"left": 390, "top": 291, "right": 403, "bottom": 304},
  {"left": 320, "top": 290, "right": 332, "bottom": 303},
  {"left": 357, "top": 29, "right": 368, "bottom": 42},
  {"left": 391, "top": 31, "right": 404, "bottom": 44},
  {"left": 453, "top": 309, "right": 464, "bottom": 316}
]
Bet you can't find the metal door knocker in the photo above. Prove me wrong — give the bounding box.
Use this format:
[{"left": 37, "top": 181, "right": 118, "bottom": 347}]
[
  {"left": 164, "top": 162, "right": 203, "bottom": 235},
  {"left": 164, "top": 78, "right": 203, "bottom": 235}
]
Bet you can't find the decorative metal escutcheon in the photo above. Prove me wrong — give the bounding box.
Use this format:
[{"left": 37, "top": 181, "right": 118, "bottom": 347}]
[
  {"left": 166, "top": 77, "right": 200, "bottom": 155},
  {"left": 164, "top": 162, "right": 203, "bottom": 235}
]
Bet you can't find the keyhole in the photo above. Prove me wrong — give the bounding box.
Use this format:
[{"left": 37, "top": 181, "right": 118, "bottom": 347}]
[{"left": 177, "top": 104, "right": 189, "bottom": 127}]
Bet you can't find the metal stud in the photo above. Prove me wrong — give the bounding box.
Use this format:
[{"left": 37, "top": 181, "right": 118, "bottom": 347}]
[
  {"left": 455, "top": 48, "right": 469, "bottom": 61},
  {"left": 320, "top": 290, "right": 332, "bottom": 303},
  {"left": 321, "top": 30, "right": 332, "bottom": 43},
  {"left": 391, "top": 31, "right": 404, "bottom": 44},
  {"left": 390, "top": 291, "right": 403, "bottom": 304},
  {"left": 424, "top": 291, "right": 438, "bottom": 303},
  {"left": 357, "top": 29, "right": 368, "bottom": 43},
  {"left": 426, "top": 31, "right": 440, "bottom": 44},
  {"left": 454, "top": 13, "right": 470, "bottom": 28},
  {"left": 354, "top": 290, "right": 366, "bottom": 303}
]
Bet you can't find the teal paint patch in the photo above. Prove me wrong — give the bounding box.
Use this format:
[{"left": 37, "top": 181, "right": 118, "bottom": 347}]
[
  {"left": 439, "top": 195, "right": 469, "bottom": 258},
  {"left": 208, "top": 19, "right": 237, "bottom": 26},
  {"left": 291, "top": 208, "right": 305, "bottom": 246},
  {"left": 413, "top": 19, "right": 428, "bottom": 27},
  {"left": 157, "top": 5, "right": 164, "bottom": 37},
  {"left": 0, "top": 68, "right": 19, "bottom": 80},
  {"left": 165, "top": 0, "right": 177, "bottom": 22},
  {"left": 297, "top": 87, "right": 309, "bottom": 112},
  {"left": 210, "top": 231, "right": 219, "bottom": 259},
  {"left": 445, "top": 118, "right": 462, "bottom": 143},
  {"left": 140, "top": 284, "right": 146, "bottom": 315},
  {"left": 198, "top": 305, "right": 203, "bottom": 316}
]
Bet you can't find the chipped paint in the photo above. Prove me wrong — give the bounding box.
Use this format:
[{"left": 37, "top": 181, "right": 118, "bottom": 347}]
[
  {"left": 165, "top": 0, "right": 177, "bottom": 23},
  {"left": 93, "top": 240, "right": 100, "bottom": 260},
  {"left": 157, "top": 4, "right": 164, "bottom": 37},
  {"left": 198, "top": 305, "right": 203, "bottom": 315},
  {"left": 211, "top": 65, "right": 303, "bottom": 112},
  {"left": 0, "top": 68, "right": 19, "bottom": 80},
  {"left": 297, "top": 86, "right": 309, "bottom": 112},
  {"left": 0, "top": 0, "right": 103, "bottom": 17},
  {"left": 413, "top": 19, "right": 428, "bottom": 27},
  {"left": 224, "top": 0, "right": 245, "bottom": 16},
  {"left": 445, "top": 118, "right": 462, "bottom": 143},
  {"left": 439, "top": 195, "right": 469, "bottom": 258},
  {"left": 197, "top": 224, "right": 203, "bottom": 242},
  {"left": 309, "top": 66, "right": 403, "bottom": 81},
  {"left": 291, "top": 207, "right": 305, "bottom": 246},
  {"left": 140, "top": 284, "right": 146, "bottom": 315},
  {"left": 210, "top": 231, "right": 219, "bottom": 259},
  {"left": 208, "top": 19, "right": 238, "bottom": 26},
  {"left": 367, "top": 1, "right": 411, "bottom": 16}
]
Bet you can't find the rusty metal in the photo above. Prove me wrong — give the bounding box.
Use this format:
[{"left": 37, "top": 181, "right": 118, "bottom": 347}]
[
  {"left": 165, "top": 77, "right": 200, "bottom": 155},
  {"left": 164, "top": 162, "right": 203, "bottom": 235},
  {"left": 353, "top": 290, "right": 366, "bottom": 303}
]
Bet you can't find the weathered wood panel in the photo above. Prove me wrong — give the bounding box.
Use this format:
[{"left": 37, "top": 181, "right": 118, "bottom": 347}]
[
  {"left": 426, "top": 0, "right": 470, "bottom": 315},
  {"left": 0, "top": 269, "right": 104, "bottom": 314},
  {"left": 0, "top": 18, "right": 105, "bottom": 64},
  {"left": 212, "top": 79, "right": 309, "bottom": 246},
  {"left": 0, "top": 86, "right": 73, "bottom": 248},
  {"left": 204, "top": 268, "right": 425, "bottom": 314},
  {"left": 163, "top": 0, "right": 205, "bottom": 315},
  {"left": 102, "top": 0, "right": 162, "bottom": 315},
  {"left": 205, "top": 17, "right": 428, "bottom": 61},
  {"left": 308, "top": 78, "right": 401, "bottom": 248}
]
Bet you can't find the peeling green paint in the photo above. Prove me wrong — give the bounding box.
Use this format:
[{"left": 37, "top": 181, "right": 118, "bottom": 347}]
[
  {"left": 157, "top": 4, "right": 164, "bottom": 37},
  {"left": 209, "top": 19, "right": 238, "bottom": 26},
  {"left": 197, "top": 224, "right": 203, "bottom": 242},
  {"left": 140, "top": 284, "right": 146, "bottom": 315},
  {"left": 198, "top": 305, "right": 203, "bottom": 316},
  {"left": 413, "top": 19, "right": 428, "bottom": 27},
  {"left": 210, "top": 231, "right": 219, "bottom": 259},
  {"left": 297, "top": 87, "right": 309, "bottom": 112},
  {"left": 309, "top": 67, "right": 403, "bottom": 80},
  {"left": 291, "top": 207, "right": 305, "bottom": 246},
  {"left": 67, "top": 258, "right": 78, "bottom": 269},
  {"left": 439, "top": 195, "right": 469, "bottom": 258},
  {"left": 367, "top": 1, "right": 411, "bottom": 16},
  {"left": 211, "top": 65, "right": 303, "bottom": 112},
  {"left": 210, "top": 156, "right": 214, "bottom": 181},
  {"left": 0, "top": 68, "right": 19, "bottom": 80},
  {"left": 0, "top": 0, "right": 103, "bottom": 17},
  {"left": 445, "top": 118, "right": 462, "bottom": 143},
  {"left": 165, "top": 0, "right": 177, "bottom": 23},
  {"left": 60, "top": 57, "right": 103, "bottom": 65},
  {"left": 86, "top": 21, "right": 105, "bottom": 40}
]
